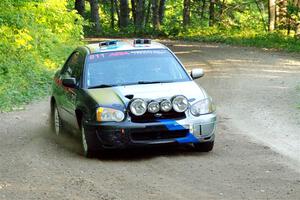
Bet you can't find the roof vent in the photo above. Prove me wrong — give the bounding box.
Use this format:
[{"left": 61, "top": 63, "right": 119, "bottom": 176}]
[{"left": 133, "top": 39, "right": 151, "bottom": 45}]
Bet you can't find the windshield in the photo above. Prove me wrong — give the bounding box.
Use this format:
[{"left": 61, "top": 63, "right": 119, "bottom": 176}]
[{"left": 85, "top": 49, "right": 190, "bottom": 88}]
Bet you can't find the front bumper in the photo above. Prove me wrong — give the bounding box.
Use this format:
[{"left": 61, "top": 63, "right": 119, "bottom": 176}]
[{"left": 84, "top": 113, "right": 217, "bottom": 149}]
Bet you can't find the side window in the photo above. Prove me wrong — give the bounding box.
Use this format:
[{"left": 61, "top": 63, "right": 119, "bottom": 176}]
[
  {"left": 76, "top": 53, "right": 85, "bottom": 81},
  {"left": 61, "top": 52, "right": 85, "bottom": 83}
]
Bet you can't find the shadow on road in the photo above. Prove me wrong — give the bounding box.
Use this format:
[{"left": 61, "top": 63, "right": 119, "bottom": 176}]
[
  {"left": 95, "top": 145, "right": 208, "bottom": 161},
  {"left": 46, "top": 128, "right": 208, "bottom": 161}
]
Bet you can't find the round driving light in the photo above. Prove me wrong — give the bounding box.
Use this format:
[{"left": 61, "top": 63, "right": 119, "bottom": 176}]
[
  {"left": 130, "top": 98, "right": 147, "bottom": 116},
  {"left": 148, "top": 101, "right": 160, "bottom": 113},
  {"left": 160, "top": 99, "right": 172, "bottom": 112},
  {"left": 172, "top": 95, "right": 188, "bottom": 112}
]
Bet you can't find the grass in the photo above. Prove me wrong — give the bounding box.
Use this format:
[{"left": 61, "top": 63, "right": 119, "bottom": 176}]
[{"left": 175, "top": 27, "right": 300, "bottom": 52}]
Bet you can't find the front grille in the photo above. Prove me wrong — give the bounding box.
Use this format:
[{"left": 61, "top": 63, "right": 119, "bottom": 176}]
[
  {"left": 130, "top": 129, "right": 189, "bottom": 141},
  {"left": 129, "top": 110, "right": 186, "bottom": 123}
]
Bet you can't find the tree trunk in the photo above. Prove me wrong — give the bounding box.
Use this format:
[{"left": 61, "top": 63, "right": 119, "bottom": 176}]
[
  {"left": 278, "top": 0, "right": 288, "bottom": 29},
  {"left": 75, "top": 0, "right": 85, "bottom": 17},
  {"left": 114, "top": 0, "right": 121, "bottom": 28},
  {"left": 135, "top": 0, "right": 144, "bottom": 31},
  {"left": 151, "top": 0, "right": 160, "bottom": 31},
  {"left": 110, "top": 0, "right": 115, "bottom": 29},
  {"left": 268, "top": 0, "right": 276, "bottom": 31},
  {"left": 294, "top": 0, "right": 300, "bottom": 38},
  {"left": 145, "top": 0, "right": 152, "bottom": 28},
  {"left": 209, "top": 0, "right": 215, "bottom": 27},
  {"left": 120, "top": 0, "right": 129, "bottom": 29},
  {"left": 158, "top": 0, "right": 166, "bottom": 24},
  {"left": 90, "top": 0, "right": 101, "bottom": 33},
  {"left": 255, "top": 0, "right": 267, "bottom": 31},
  {"left": 201, "top": 0, "right": 207, "bottom": 20},
  {"left": 219, "top": 0, "right": 225, "bottom": 18},
  {"left": 296, "top": 23, "right": 300, "bottom": 39},
  {"left": 131, "top": 0, "right": 136, "bottom": 25},
  {"left": 183, "top": 0, "right": 191, "bottom": 27}
]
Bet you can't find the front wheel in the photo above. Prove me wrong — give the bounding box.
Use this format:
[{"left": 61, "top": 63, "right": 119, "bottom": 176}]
[
  {"left": 81, "top": 121, "right": 102, "bottom": 158},
  {"left": 193, "top": 141, "right": 214, "bottom": 152}
]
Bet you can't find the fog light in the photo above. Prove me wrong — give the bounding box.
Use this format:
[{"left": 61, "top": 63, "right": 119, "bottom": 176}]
[
  {"left": 160, "top": 99, "right": 172, "bottom": 112},
  {"left": 148, "top": 101, "right": 160, "bottom": 113}
]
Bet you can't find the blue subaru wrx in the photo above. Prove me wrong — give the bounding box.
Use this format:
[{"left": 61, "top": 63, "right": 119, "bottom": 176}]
[{"left": 50, "top": 39, "right": 217, "bottom": 157}]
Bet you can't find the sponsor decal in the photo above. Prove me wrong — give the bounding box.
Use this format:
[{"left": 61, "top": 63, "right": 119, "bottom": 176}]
[
  {"left": 158, "top": 119, "right": 199, "bottom": 144},
  {"left": 89, "top": 54, "right": 105, "bottom": 61},
  {"left": 130, "top": 50, "right": 166, "bottom": 55},
  {"left": 108, "top": 52, "right": 129, "bottom": 57}
]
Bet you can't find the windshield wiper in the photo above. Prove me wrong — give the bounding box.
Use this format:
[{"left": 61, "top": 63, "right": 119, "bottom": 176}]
[
  {"left": 88, "top": 84, "right": 118, "bottom": 89},
  {"left": 137, "top": 81, "right": 170, "bottom": 84},
  {"left": 89, "top": 81, "right": 172, "bottom": 88}
]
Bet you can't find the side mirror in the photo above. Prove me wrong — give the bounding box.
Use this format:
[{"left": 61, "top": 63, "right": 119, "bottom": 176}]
[
  {"left": 191, "top": 68, "right": 204, "bottom": 79},
  {"left": 62, "top": 78, "right": 77, "bottom": 88}
]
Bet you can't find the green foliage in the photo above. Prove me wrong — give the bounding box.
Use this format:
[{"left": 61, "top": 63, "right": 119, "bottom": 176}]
[
  {"left": 0, "top": 0, "right": 84, "bottom": 112},
  {"left": 287, "top": 1, "right": 300, "bottom": 30}
]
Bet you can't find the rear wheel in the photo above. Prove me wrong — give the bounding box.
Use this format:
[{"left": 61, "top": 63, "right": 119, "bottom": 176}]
[
  {"left": 51, "top": 103, "right": 63, "bottom": 136},
  {"left": 194, "top": 141, "right": 214, "bottom": 152}
]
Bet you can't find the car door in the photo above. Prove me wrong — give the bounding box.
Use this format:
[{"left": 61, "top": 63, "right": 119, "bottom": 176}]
[{"left": 59, "top": 51, "right": 85, "bottom": 129}]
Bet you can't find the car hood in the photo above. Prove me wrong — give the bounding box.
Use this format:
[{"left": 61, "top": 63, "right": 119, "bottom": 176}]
[{"left": 87, "top": 81, "right": 207, "bottom": 107}]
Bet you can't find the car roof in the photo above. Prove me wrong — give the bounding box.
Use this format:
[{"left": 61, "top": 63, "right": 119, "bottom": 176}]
[{"left": 84, "top": 39, "right": 168, "bottom": 54}]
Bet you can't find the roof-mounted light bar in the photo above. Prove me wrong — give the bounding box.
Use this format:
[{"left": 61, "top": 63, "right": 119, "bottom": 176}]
[
  {"left": 133, "top": 39, "right": 151, "bottom": 45},
  {"left": 99, "top": 40, "right": 118, "bottom": 47}
]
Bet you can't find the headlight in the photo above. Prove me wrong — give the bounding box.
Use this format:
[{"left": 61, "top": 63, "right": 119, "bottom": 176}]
[
  {"left": 130, "top": 98, "right": 147, "bottom": 116},
  {"left": 172, "top": 95, "right": 188, "bottom": 113},
  {"left": 148, "top": 101, "right": 160, "bottom": 113},
  {"left": 190, "top": 98, "right": 215, "bottom": 116},
  {"left": 160, "top": 99, "right": 172, "bottom": 112},
  {"left": 96, "top": 107, "right": 125, "bottom": 122}
]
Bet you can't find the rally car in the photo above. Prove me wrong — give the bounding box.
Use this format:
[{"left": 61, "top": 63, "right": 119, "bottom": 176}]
[{"left": 50, "top": 39, "right": 217, "bottom": 157}]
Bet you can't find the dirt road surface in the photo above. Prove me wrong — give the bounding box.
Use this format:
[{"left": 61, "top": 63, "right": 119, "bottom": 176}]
[{"left": 0, "top": 41, "right": 300, "bottom": 200}]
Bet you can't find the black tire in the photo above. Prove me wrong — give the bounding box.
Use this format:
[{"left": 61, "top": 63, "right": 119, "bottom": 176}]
[
  {"left": 50, "top": 103, "right": 64, "bottom": 136},
  {"left": 80, "top": 121, "right": 102, "bottom": 158},
  {"left": 194, "top": 141, "right": 214, "bottom": 152}
]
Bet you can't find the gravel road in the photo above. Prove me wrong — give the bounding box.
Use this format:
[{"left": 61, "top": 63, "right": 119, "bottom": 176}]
[{"left": 0, "top": 40, "right": 300, "bottom": 200}]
